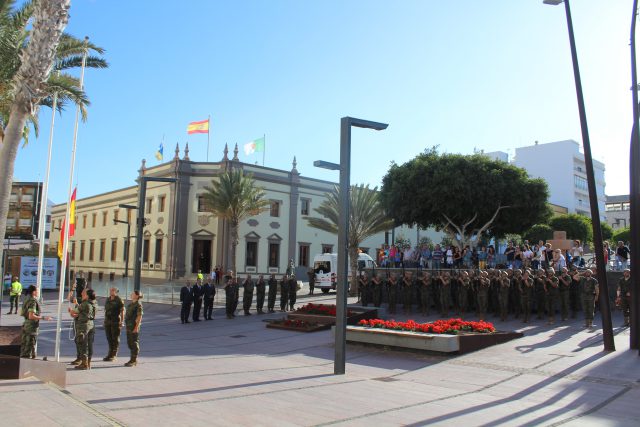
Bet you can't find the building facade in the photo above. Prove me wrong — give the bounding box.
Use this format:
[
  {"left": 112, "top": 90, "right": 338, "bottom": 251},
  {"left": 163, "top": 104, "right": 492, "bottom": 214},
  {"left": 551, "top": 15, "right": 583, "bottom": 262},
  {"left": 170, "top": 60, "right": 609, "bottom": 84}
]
[
  {"left": 513, "top": 140, "right": 606, "bottom": 220},
  {"left": 49, "top": 144, "right": 420, "bottom": 283},
  {"left": 604, "top": 195, "right": 630, "bottom": 229},
  {"left": 5, "top": 181, "right": 48, "bottom": 241}
]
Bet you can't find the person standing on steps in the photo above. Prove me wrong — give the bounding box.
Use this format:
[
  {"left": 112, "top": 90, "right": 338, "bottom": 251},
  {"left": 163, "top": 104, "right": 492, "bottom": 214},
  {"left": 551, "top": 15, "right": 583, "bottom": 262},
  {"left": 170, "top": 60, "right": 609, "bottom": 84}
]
[{"left": 124, "top": 291, "right": 143, "bottom": 367}]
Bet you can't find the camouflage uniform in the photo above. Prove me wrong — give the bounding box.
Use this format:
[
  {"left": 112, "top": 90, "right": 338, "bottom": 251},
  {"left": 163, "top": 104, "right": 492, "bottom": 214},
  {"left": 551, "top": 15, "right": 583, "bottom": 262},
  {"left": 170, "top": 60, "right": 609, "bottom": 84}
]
[
  {"left": 74, "top": 299, "right": 97, "bottom": 363},
  {"left": 20, "top": 296, "right": 40, "bottom": 358},
  {"left": 617, "top": 275, "right": 631, "bottom": 326},
  {"left": 103, "top": 295, "right": 124, "bottom": 360},
  {"left": 580, "top": 276, "right": 598, "bottom": 327},
  {"left": 125, "top": 300, "right": 143, "bottom": 366}
]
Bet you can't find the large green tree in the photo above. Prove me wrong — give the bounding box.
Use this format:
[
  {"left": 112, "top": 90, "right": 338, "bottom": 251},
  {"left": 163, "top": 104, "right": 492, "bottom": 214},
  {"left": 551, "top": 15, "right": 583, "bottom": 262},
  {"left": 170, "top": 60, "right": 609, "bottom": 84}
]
[
  {"left": 0, "top": 0, "right": 107, "bottom": 245},
  {"left": 522, "top": 223, "right": 553, "bottom": 244},
  {"left": 305, "top": 184, "right": 393, "bottom": 295},
  {"left": 202, "top": 169, "right": 270, "bottom": 274},
  {"left": 611, "top": 227, "right": 630, "bottom": 244},
  {"left": 380, "top": 148, "right": 551, "bottom": 248},
  {"left": 549, "top": 214, "right": 592, "bottom": 243}
]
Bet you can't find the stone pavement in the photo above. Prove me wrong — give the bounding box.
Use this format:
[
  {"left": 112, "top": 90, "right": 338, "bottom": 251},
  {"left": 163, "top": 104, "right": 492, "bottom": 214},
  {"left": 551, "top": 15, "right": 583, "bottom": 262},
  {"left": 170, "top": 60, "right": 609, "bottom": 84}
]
[{"left": 0, "top": 292, "right": 638, "bottom": 426}]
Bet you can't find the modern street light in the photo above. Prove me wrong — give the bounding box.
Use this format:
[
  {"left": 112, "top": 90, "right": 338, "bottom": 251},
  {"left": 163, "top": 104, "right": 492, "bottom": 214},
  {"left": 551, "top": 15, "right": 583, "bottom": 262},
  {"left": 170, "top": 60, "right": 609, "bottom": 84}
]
[
  {"left": 628, "top": 0, "right": 640, "bottom": 352},
  {"left": 315, "top": 116, "right": 388, "bottom": 375},
  {"left": 116, "top": 203, "right": 137, "bottom": 279},
  {"left": 133, "top": 177, "right": 177, "bottom": 292},
  {"left": 544, "top": 0, "right": 614, "bottom": 351}
]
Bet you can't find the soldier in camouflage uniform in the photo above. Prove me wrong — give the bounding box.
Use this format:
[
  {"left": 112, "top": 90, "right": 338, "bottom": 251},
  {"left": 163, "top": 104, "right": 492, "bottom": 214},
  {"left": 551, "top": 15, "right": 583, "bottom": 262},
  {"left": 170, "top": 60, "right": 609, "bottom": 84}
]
[
  {"left": 267, "top": 274, "right": 278, "bottom": 313},
  {"left": 419, "top": 272, "right": 432, "bottom": 316},
  {"left": 617, "top": 269, "right": 631, "bottom": 326},
  {"left": 68, "top": 288, "right": 98, "bottom": 370},
  {"left": 124, "top": 291, "right": 144, "bottom": 367},
  {"left": 545, "top": 269, "right": 560, "bottom": 325},
  {"left": 103, "top": 287, "right": 124, "bottom": 362},
  {"left": 20, "top": 286, "right": 52, "bottom": 358},
  {"left": 288, "top": 274, "right": 297, "bottom": 311},
  {"left": 558, "top": 268, "right": 572, "bottom": 321},
  {"left": 255, "top": 274, "right": 266, "bottom": 314},
  {"left": 520, "top": 270, "right": 534, "bottom": 323},
  {"left": 224, "top": 271, "right": 238, "bottom": 319},
  {"left": 402, "top": 272, "right": 413, "bottom": 315},
  {"left": 580, "top": 269, "right": 599, "bottom": 328},
  {"left": 476, "top": 271, "right": 490, "bottom": 321},
  {"left": 242, "top": 274, "right": 255, "bottom": 315},
  {"left": 359, "top": 273, "right": 370, "bottom": 307},
  {"left": 498, "top": 271, "right": 510, "bottom": 322},
  {"left": 387, "top": 273, "right": 398, "bottom": 315}
]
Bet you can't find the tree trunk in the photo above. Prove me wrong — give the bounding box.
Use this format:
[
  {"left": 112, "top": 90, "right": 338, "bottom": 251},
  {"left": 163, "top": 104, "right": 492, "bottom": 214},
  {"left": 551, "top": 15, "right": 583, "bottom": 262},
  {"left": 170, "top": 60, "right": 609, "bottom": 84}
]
[
  {"left": 229, "top": 222, "right": 238, "bottom": 274},
  {"left": 348, "top": 246, "right": 359, "bottom": 296},
  {"left": 0, "top": 0, "right": 70, "bottom": 243}
]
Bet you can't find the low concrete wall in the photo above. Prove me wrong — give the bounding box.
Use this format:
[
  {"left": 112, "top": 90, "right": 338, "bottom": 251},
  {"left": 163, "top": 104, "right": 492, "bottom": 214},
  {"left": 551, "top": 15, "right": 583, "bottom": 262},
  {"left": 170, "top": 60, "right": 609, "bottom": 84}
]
[{"left": 345, "top": 326, "right": 460, "bottom": 353}]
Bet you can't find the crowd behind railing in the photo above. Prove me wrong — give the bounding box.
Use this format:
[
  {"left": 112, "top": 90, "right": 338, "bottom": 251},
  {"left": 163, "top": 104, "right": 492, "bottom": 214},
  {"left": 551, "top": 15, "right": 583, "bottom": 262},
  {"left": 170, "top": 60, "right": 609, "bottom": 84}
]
[{"left": 374, "top": 238, "right": 631, "bottom": 272}]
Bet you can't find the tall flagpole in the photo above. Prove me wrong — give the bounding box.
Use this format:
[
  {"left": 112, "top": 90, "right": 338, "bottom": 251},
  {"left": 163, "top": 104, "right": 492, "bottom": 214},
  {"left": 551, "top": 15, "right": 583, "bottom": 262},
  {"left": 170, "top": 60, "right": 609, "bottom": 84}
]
[
  {"left": 206, "top": 114, "right": 210, "bottom": 162},
  {"left": 54, "top": 37, "right": 89, "bottom": 362},
  {"left": 35, "top": 77, "right": 59, "bottom": 300},
  {"left": 263, "top": 134, "right": 265, "bottom": 166}
]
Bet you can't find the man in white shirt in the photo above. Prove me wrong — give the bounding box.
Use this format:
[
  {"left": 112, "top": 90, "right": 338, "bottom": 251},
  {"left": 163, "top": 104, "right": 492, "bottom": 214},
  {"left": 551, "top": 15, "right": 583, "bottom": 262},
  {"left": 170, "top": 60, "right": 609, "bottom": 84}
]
[{"left": 571, "top": 240, "right": 583, "bottom": 267}]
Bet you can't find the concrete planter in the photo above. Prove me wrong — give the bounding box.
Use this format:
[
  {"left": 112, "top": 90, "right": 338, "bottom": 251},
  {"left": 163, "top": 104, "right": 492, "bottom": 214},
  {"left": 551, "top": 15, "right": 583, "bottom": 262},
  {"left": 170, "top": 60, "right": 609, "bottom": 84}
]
[
  {"left": 266, "top": 321, "right": 331, "bottom": 333},
  {"left": 0, "top": 326, "right": 67, "bottom": 387},
  {"left": 344, "top": 326, "right": 522, "bottom": 355},
  {"left": 288, "top": 307, "right": 378, "bottom": 326}
]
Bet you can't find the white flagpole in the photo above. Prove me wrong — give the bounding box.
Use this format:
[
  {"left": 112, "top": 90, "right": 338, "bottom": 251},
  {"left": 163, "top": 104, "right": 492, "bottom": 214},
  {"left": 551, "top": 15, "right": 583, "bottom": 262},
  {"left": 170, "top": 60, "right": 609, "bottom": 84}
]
[
  {"left": 206, "top": 115, "right": 211, "bottom": 162},
  {"left": 35, "top": 77, "right": 59, "bottom": 300},
  {"left": 262, "top": 134, "right": 265, "bottom": 166},
  {"left": 54, "top": 37, "right": 89, "bottom": 362}
]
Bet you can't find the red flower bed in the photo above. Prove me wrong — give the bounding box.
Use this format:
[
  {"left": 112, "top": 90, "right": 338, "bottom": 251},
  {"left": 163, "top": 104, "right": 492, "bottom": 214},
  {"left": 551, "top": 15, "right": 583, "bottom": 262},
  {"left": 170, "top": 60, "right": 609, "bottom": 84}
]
[
  {"left": 357, "top": 318, "right": 495, "bottom": 335},
  {"left": 295, "top": 303, "right": 355, "bottom": 317}
]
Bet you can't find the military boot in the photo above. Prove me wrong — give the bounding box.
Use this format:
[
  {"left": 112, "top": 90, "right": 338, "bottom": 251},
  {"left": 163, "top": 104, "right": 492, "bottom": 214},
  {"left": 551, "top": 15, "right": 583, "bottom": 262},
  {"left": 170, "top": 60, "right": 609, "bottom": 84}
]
[
  {"left": 103, "top": 349, "right": 113, "bottom": 362},
  {"left": 87, "top": 357, "right": 92, "bottom": 370},
  {"left": 124, "top": 356, "right": 137, "bottom": 367},
  {"left": 74, "top": 356, "right": 89, "bottom": 370},
  {"left": 69, "top": 357, "right": 82, "bottom": 366}
]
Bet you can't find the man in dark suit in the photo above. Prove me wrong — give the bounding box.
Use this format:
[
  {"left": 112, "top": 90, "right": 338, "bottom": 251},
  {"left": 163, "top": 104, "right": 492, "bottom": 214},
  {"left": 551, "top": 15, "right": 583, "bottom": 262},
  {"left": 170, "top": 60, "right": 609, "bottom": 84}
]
[
  {"left": 179, "top": 282, "right": 193, "bottom": 324},
  {"left": 203, "top": 280, "right": 216, "bottom": 320},
  {"left": 192, "top": 279, "right": 203, "bottom": 321}
]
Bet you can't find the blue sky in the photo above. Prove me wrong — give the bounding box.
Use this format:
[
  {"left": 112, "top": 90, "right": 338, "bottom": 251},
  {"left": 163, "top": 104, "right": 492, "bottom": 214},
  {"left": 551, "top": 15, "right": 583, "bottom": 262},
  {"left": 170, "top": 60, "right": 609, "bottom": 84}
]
[{"left": 12, "top": 0, "right": 634, "bottom": 203}]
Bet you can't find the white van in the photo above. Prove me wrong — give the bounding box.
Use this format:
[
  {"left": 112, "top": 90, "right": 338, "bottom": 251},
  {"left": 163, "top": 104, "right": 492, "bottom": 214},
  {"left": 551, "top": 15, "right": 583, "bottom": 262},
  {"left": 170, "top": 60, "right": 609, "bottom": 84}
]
[{"left": 312, "top": 252, "right": 377, "bottom": 293}]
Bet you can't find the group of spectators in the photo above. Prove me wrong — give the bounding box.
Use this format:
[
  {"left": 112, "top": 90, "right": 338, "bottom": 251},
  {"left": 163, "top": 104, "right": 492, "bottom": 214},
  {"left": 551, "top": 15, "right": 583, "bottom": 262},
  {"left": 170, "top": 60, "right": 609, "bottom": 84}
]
[{"left": 378, "top": 239, "right": 631, "bottom": 272}]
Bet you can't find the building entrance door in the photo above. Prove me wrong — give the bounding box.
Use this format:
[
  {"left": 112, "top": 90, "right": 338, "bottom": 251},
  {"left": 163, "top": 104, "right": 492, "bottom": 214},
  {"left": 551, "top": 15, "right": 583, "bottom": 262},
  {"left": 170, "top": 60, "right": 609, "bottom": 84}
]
[{"left": 192, "top": 239, "right": 212, "bottom": 274}]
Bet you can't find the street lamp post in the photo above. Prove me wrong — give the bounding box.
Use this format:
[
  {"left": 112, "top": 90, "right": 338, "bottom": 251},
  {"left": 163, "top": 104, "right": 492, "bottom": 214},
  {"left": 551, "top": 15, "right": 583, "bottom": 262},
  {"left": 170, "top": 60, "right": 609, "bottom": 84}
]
[
  {"left": 315, "top": 116, "right": 388, "bottom": 375},
  {"left": 544, "top": 0, "right": 614, "bottom": 351},
  {"left": 133, "top": 177, "right": 177, "bottom": 292},
  {"left": 629, "top": 0, "right": 640, "bottom": 351},
  {"left": 116, "top": 204, "right": 137, "bottom": 279}
]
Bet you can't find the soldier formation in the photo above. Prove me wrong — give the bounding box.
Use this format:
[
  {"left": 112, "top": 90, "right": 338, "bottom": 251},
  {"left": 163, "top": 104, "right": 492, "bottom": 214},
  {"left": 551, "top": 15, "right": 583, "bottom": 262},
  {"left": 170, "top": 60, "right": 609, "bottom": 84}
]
[{"left": 357, "top": 267, "right": 627, "bottom": 329}]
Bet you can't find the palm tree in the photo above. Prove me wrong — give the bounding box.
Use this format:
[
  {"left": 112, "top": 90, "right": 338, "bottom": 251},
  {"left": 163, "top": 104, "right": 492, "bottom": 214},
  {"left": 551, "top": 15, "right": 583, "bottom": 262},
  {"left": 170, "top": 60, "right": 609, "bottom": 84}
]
[
  {"left": 305, "top": 184, "right": 394, "bottom": 295},
  {"left": 202, "top": 169, "right": 270, "bottom": 274},
  {"left": 0, "top": 0, "right": 108, "bottom": 246}
]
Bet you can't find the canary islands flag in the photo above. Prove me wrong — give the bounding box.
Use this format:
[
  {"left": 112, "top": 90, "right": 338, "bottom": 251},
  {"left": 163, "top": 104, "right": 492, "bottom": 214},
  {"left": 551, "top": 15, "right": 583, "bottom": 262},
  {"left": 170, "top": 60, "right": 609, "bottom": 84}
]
[
  {"left": 244, "top": 136, "right": 265, "bottom": 155},
  {"left": 155, "top": 143, "right": 163, "bottom": 161},
  {"left": 187, "top": 119, "right": 210, "bottom": 134}
]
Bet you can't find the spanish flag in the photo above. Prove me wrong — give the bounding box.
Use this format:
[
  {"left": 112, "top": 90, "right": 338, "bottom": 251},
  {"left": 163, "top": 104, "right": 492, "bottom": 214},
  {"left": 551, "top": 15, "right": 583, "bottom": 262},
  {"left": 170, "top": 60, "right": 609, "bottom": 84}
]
[
  {"left": 187, "top": 119, "right": 209, "bottom": 134},
  {"left": 58, "top": 188, "right": 77, "bottom": 260}
]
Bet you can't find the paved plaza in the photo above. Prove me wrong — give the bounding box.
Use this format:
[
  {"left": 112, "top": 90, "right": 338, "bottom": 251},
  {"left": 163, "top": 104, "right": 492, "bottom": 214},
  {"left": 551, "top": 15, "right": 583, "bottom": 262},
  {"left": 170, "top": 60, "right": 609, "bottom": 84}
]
[{"left": 0, "top": 289, "right": 638, "bottom": 426}]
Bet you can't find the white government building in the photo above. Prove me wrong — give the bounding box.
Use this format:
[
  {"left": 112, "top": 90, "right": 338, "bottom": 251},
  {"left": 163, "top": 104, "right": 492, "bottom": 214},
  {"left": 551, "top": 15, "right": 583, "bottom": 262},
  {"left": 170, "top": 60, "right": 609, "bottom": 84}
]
[
  {"left": 49, "top": 144, "right": 420, "bottom": 283},
  {"left": 486, "top": 140, "right": 606, "bottom": 221}
]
